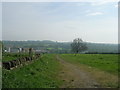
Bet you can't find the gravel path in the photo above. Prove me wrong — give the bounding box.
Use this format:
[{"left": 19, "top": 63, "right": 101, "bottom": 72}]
[{"left": 56, "top": 55, "right": 101, "bottom": 88}]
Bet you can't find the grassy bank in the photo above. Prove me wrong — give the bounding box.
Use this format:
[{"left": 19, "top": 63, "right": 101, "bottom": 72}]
[
  {"left": 2, "top": 53, "right": 30, "bottom": 62},
  {"left": 2, "top": 54, "right": 62, "bottom": 88}
]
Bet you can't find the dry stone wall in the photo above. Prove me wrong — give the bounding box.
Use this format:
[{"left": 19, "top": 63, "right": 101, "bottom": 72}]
[{"left": 2, "top": 54, "right": 41, "bottom": 70}]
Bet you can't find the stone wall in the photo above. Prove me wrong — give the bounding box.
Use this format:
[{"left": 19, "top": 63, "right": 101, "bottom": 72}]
[{"left": 2, "top": 54, "right": 41, "bottom": 70}]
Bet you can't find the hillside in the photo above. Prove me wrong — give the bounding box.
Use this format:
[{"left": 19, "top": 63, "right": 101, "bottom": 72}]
[{"left": 2, "top": 40, "right": 118, "bottom": 53}]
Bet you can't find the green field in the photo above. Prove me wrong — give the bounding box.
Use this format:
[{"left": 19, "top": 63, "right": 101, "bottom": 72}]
[
  {"left": 60, "top": 54, "right": 118, "bottom": 75},
  {"left": 2, "top": 54, "right": 119, "bottom": 88},
  {"left": 2, "top": 54, "right": 63, "bottom": 88}
]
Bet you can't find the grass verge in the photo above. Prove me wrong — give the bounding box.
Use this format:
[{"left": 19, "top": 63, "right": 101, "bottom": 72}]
[{"left": 2, "top": 54, "right": 63, "bottom": 88}]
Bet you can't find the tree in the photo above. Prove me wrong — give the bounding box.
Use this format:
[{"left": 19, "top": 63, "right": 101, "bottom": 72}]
[{"left": 71, "top": 38, "right": 87, "bottom": 54}]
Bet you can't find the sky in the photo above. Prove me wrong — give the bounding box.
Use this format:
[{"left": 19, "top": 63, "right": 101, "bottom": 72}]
[{"left": 1, "top": 0, "right": 119, "bottom": 43}]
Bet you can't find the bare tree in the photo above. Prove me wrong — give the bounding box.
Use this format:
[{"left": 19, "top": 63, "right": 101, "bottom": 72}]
[{"left": 71, "top": 38, "right": 87, "bottom": 55}]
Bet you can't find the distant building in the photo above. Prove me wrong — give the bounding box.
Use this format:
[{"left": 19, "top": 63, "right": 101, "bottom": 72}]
[
  {"left": 10, "top": 48, "right": 19, "bottom": 53},
  {"left": 35, "top": 50, "right": 49, "bottom": 54},
  {"left": 4, "top": 47, "right": 26, "bottom": 53}
]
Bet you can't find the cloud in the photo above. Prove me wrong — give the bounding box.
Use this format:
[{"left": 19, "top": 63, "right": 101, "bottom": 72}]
[
  {"left": 90, "top": 0, "right": 119, "bottom": 6},
  {"left": 114, "top": 4, "right": 118, "bottom": 8},
  {"left": 87, "top": 12, "right": 104, "bottom": 16}
]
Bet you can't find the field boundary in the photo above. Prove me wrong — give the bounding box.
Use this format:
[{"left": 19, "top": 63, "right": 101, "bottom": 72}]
[{"left": 2, "top": 54, "right": 41, "bottom": 70}]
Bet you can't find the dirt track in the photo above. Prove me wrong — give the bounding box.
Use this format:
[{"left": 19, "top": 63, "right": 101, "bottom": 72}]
[{"left": 56, "top": 55, "right": 101, "bottom": 88}]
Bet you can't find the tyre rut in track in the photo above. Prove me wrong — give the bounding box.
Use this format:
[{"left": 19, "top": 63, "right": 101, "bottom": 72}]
[{"left": 56, "top": 55, "right": 101, "bottom": 88}]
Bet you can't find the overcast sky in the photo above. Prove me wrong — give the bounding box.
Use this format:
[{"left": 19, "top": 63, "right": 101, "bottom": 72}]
[{"left": 1, "top": 0, "right": 118, "bottom": 43}]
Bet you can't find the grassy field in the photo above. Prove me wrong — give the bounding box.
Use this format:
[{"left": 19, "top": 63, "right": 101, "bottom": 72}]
[
  {"left": 2, "top": 54, "right": 63, "bottom": 88},
  {"left": 60, "top": 54, "right": 118, "bottom": 75},
  {"left": 2, "top": 53, "right": 119, "bottom": 88}
]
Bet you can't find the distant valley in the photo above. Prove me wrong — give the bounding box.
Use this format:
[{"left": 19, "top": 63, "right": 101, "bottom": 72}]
[{"left": 2, "top": 40, "right": 118, "bottom": 54}]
